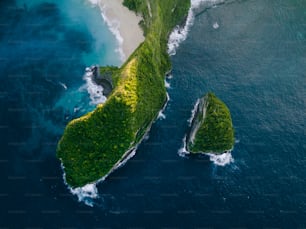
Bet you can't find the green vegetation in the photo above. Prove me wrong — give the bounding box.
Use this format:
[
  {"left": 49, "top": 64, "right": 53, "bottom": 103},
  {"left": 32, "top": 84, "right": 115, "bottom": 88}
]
[
  {"left": 99, "top": 66, "right": 119, "bottom": 84},
  {"left": 122, "top": 0, "right": 142, "bottom": 12},
  {"left": 57, "top": 0, "right": 191, "bottom": 188},
  {"left": 188, "top": 93, "right": 235, "bottom": 154}
]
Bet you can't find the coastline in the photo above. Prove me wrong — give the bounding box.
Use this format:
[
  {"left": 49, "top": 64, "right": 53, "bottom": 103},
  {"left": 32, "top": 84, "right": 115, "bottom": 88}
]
[{"left": 97, "top": 0, "right": 145, "bottom": 62}]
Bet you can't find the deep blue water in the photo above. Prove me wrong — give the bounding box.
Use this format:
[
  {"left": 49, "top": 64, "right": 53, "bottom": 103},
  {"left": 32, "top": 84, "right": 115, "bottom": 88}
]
[{"left": 1, "top": 0, "right": 306, "bottom": 228}]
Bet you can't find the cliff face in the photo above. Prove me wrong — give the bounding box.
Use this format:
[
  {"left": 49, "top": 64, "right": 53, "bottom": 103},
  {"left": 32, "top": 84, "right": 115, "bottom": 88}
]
[
  {"left": 57, "top": 0, "right": 191, "bottom": 188},
  {"left": 187, "top": 93, "right": 235, "bottom": 154}
]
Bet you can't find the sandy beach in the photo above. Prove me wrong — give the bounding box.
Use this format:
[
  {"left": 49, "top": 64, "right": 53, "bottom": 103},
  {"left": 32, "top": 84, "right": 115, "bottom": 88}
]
[{"left": 98, "top": 0, "right": 145, "bottom": 62}]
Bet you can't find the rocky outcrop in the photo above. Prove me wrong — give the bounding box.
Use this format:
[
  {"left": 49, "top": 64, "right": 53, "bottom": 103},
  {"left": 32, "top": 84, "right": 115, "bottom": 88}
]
[{"left": 186, "top": 93, "right": 235, "bottom": 154}]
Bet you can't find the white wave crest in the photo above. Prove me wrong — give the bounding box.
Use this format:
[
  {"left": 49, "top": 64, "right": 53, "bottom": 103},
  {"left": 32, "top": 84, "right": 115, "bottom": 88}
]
[
  {"left": 88, "top": 1, "right": 125, "bottom": 61},
  {"left": 207, "top": 152, "right": 234, "bottom": 166},
  {"left": 166, "top": 74, "right": 173, "bottom": 79},
  {"left": 117, "top": 149, "right": 137, "bottom": 168},
  {"left": 158, "top": 111, "right": 166, "bottom": 120},
  {"left": 69, "top": 183, "right": 98, "bottom": 207},
  {"left": 168, "top": 0, "right": 221, "bottom": 55},
  {"left": 80, "top": 67, "right": 107, "bottom": 105},
  {"left": 59, "top": 82, "right": 67, "bottom": 90},
  {"left": 65, "top": 148, "right": 137, "bottom": 207},
  {"left": 101, "top": 13, "right": 125, "bottom": 61},
  {"left": 178, "top": 135, "right": 190, "bottom": 157},
  {"left": 167, "top": 7, "right": 194, "bottom": 56},
  {"left": 165, "top": 80, "right": 171, "bottom": 89},
  {"left": 61, "top": 163, "right": 100, "bottom": 207},
  {"left": 187, "top": 99, "right": 200, "bottom": 126},
  {"left": 157, "top": 92, "right": 170, "bottom": 120}
]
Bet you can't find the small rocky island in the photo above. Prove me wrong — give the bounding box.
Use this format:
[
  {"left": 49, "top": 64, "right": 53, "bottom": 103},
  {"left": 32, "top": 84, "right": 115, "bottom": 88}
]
[{"left": 186, "top": 93, "right": 235, "bottom": 154}]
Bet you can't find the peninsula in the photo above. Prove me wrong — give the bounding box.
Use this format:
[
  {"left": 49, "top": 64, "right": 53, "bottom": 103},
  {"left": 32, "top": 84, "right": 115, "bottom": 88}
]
[
  {"left": 186, "top": 93, "right": 235, "bottom": 154},
  {"left": 57, "top": 0, "right": 191, "bottom": 188}
]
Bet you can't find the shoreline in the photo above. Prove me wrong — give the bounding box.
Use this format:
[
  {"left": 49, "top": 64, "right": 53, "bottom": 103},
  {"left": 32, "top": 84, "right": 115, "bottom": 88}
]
[{"left": 97, "top": 0, "right": 145, "bottom": 62}]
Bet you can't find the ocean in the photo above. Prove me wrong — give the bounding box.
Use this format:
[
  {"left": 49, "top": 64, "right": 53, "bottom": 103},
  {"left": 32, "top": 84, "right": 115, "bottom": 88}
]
[{"left": 1, "top": 0, "right": 306, "bottom": 228}]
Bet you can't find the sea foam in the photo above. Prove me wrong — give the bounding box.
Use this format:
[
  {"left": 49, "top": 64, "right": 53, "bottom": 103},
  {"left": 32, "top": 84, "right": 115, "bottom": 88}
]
[
  {"left": 178, "top": 135, "right": 190, "bottom": 157},
  {"left": 157, "top": 92, "right": 170, "bottom": 120},
  {"left": 177, "top": 138, "right": 234, "bottom": 166},
  {"left": 168, "top": 0, "right": 221, "bottom": 55},
  {"left": 207, "top": 152, "right": 234, "bottom": 166},
  {"left": 88, "top": 0, "right": 125, "bottom": 62},
  {"left": 165, "top": 80, "right": 171, "bottom": 89},
  {"left": 63, "top": 147, "right": 139, "bottom": 207},
  {"left": 80, "top": 67, "right": 107, "bottom": 105},
  {"left": 70, "top": 183, "right": 99, "bottom": 207}
]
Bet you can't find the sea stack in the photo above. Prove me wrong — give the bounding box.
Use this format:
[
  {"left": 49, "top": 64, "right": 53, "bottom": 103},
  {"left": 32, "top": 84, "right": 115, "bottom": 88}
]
[{"left": 187, "top": 93, "right": 235, "bottom": 154}]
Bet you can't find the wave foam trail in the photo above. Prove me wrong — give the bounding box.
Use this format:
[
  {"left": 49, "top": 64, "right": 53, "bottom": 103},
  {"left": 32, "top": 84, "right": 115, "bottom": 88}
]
[
  {"left": 207, "top": 152, "right": 234, "bottom": 166},
  {"left": 167, "top": 7, "right": 194, "bottom": 56},
  {"left": 158, "top": 110, "right": 166, "bottom": 120},
  {"left": 158, "top": 92, "right": 170, "bottom": 120},
  {"left": 165, "top": 80, "right": 171, "bottom": 89},
  {"left": 64, "top": 149, "right": 137, "bottom": 207},
  {"left": 178, "top": 135, "right": 190, "bottom": 157},
  {"left": 117, "top": 149, "right": 137, "bottom": 169},
  {"left": 88, "top": 0, "right": 125, "bottom": 61},
  {"left": 61, "top": 163, "right": 99, "bottom": 207},
  {"left": 80, "top": 67, "right": 107, "bottom": 105},
  {"left": 168, "top": 0, "right": 221, "bottom": 55},
  {"left": 70, "top": 183, "right": 98, "bottom": 207},
  {"left": 59, "top": 82, "right": 67, "bottom": 90}
]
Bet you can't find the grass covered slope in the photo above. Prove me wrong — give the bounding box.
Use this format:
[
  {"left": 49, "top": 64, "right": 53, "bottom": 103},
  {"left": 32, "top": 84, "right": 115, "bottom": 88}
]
[
  {"left": 57, "top": 0, "right": 190, "bottom": 188},
  {"left": 187, "top": 93, "right": 235, "bottom": 154}
]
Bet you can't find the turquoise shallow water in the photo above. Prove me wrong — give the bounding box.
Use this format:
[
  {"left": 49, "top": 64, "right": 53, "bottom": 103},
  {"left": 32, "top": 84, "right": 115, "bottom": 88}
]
[{"left": 1, "top": 0, "right": 306, "bottom": 228}]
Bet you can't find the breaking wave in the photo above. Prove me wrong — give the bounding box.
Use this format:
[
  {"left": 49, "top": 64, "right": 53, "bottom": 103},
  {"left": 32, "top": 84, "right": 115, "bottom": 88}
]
[
  {"left": 59, "top": 82, "right": 67, "bottom": 90},
  {"left": 63, "top": 148, "right": 136, "bottom": 207},
  {"left": 88, "top": 0, "right": 125, "bottom": 62},
  {"left": 158, "top": 93, "right": 170, "bottom": 120},
  {"left": 62, "top": 149, "right": 136, "bottom": 207},
  {"left": 69, "top": 183, "right": 99, "bottom": 207},
  {"left": 177, "top": 138, "right": 234, "bottom": 167},
  {"left": 207, "top": 152, "right": 234, "bottom": 166},
  {"left": 61, "top": 163, "right": 100, "bottom": 207},
  {"left": 168, "top": 0, "right": 223, "bottom": 55},
  {"left": 178, "top": 135, "right": 190, "bottom": 157},
  {"left": 165, "top": 80, "right": 171, "bottom": 89},
  {"left": 80, "top": 67, "right": 107, "bottom": 105},
  {"left": 116, "top": 149, "right": 137, "bottom": 169}
]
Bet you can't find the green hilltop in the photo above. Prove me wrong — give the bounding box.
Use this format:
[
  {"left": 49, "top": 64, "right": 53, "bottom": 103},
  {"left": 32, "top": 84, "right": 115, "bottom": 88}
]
[
  {"left": 57, "top": 0, "right": 191, "bottom": 188},
  {"left": 187, "top": 93, "right": 235, "bottom": 154}
]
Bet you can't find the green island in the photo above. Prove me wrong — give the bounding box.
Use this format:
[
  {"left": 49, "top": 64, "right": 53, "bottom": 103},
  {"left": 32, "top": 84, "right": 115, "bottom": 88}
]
[
  {"left": 187, "top": 93, "right": 235, "bottom": 154},
  {"left": 57, "top": 0, "right": 191, "bottom": 188}
]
